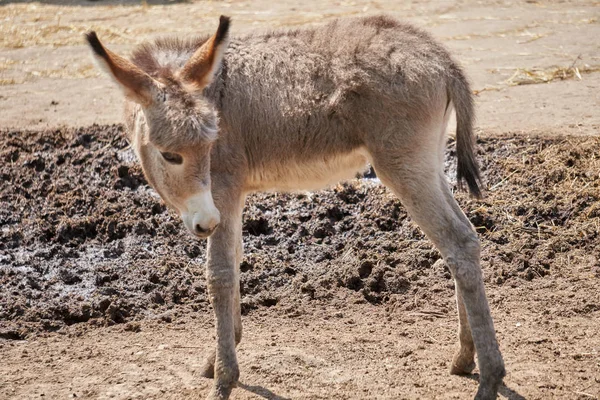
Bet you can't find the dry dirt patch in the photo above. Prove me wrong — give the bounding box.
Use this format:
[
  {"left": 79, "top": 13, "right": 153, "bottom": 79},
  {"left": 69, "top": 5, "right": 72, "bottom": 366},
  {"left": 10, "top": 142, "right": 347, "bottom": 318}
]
[{"left": 0, "top": 0, "right": 599, "bottom": 133}]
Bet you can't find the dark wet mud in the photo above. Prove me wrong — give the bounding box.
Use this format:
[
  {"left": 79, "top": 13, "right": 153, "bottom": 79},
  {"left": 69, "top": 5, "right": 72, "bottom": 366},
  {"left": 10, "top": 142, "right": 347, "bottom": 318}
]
[{"left": 1, "top": 125, "right": 598, "bottom": 339}]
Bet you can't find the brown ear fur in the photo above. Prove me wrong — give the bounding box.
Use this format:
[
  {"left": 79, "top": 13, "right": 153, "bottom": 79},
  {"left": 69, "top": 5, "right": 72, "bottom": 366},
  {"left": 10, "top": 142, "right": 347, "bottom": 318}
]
[
  {"left": 179, "top": 16, "right": 231, "bottom": 89},
  {"left": 85, "top": 31, "right": 158, "bottom": 105}
]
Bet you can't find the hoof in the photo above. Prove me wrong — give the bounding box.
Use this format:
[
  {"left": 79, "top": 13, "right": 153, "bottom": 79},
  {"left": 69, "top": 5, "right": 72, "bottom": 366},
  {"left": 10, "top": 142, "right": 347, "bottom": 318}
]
[
  {"left": 200, "top": 354, "right": 215, "bottom": 379},
  {"left": 450, "top": 360, "right": 476, "bottom": 375},
  {"left": 450, "top": 351, "right": 476, "bottom": 375},
  {"left": 474, "top": 384, "right": 500, "bottom": 400},
  {"left": 207, "top": 380, "right": 237, "bottom": 400},
  {"left": 474, "top": 365, "right": 505, "bottom": 400}
]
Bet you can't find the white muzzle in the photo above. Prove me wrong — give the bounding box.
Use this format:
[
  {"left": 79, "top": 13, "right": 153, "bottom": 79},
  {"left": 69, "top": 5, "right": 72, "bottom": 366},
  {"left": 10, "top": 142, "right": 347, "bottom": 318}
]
[{"left": 181, "top": 190, "right": 221, "bottom": 238}]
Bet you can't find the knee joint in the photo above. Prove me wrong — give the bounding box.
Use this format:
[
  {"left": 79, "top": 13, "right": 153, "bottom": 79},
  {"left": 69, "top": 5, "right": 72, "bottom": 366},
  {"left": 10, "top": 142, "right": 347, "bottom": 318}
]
[
  {"left": 461, "top": 232, "right": 481, "bottom": 255},
  {"left": 445, "top": 234, "right": 482, "bottom": 287}
]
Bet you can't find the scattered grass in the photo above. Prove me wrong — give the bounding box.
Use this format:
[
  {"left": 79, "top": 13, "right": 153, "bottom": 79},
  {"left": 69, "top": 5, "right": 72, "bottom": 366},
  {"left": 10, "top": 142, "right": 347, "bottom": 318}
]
[
  {"left": 0, "top": 24, "right": 145, "bottom": 49},
  {"left": 505, "top": 63, "right": 600, "bottom": 86},
  {"left": 446, "top": 24, "right": 542, "bottom": 41},
  {"left": 0, "top": 58, "right": 98, "bottom": 83},
  {"left": 0, "top": 59, "right": 18, "bottom": 71},
  {"left": 0, "top": 78, "right": 17, "bottom": 85},
  {"left": 26, "top": 64, "right": 98, "bottom": 80},
  {"left": 517, "top": 32, "right": 549, "bottom": 44},
  {"left": 473, "top": 86, "right": 502, "bottom": 96}
]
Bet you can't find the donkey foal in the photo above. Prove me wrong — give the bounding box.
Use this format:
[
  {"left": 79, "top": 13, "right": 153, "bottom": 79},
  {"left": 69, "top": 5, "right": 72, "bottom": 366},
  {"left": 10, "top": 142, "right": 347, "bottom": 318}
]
[{"left": 86, "top": 15, "right": 505, "bottom": 399}]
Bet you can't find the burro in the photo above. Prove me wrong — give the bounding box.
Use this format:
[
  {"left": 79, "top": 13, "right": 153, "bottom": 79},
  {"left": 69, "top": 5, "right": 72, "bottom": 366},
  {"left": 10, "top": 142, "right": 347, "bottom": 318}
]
[{"left": 86, "top": 14, "right": 505, "bottom": 400}]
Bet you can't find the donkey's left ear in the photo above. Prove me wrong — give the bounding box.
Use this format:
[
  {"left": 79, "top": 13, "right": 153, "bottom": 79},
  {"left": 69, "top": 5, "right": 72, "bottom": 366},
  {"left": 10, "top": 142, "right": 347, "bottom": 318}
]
[
  {"left": 85, "top": 31, "right": 159, "bottom": 106},
  {"left": 179, "top": 15, "right": 231, "bottom": 89}
]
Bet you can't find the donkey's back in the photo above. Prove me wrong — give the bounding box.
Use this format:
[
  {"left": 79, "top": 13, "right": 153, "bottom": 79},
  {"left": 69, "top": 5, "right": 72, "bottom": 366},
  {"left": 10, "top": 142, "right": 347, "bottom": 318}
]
[{"left": 135, "top": 15, "right": 465, "bottom": 125}]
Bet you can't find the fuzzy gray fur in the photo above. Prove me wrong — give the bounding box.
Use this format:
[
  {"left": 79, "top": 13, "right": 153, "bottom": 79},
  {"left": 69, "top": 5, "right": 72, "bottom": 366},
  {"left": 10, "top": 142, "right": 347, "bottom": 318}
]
[
  {"left": 95, "top": 15, "right": 505, "bottom": 400},
  {"left": 130, "top": 15, "right": 481, "bottom": 195}
]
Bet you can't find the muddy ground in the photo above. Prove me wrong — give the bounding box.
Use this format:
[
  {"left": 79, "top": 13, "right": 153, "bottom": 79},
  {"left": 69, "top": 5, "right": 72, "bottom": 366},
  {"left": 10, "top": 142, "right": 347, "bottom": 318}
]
[
  {"left": 0, "top": 125, "right": 599, "bottom": 399},
  {"left": 2, "top": 125, "right": 599, "bottom": 340}
]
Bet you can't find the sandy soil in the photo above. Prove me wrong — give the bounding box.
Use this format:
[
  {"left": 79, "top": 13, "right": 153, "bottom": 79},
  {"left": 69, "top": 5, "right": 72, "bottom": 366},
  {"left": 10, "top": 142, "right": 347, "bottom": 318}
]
[
  {"left": 1, "top": 305, "right": 599, "bottom": 400},
  {"left": 1, "top": 1, "right": 599, "bottom": 399},
  {"left": 0, "top": 0, "right": 599, "bottom": 135}
]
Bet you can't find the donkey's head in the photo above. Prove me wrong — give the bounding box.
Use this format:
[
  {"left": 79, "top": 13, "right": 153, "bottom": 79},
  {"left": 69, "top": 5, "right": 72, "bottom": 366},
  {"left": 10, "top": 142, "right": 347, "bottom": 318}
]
[{"left": 86, "top": 17, "right": 230, "bottom": 238}]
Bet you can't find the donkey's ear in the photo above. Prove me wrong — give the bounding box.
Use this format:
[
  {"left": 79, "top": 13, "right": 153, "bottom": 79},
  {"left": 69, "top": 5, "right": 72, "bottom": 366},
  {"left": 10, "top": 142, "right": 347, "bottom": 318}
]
[
  {"left": 85, "top": 31, "right": 158, "bottom": 106},
  {"left": 179, "top": 16, "right": 230, "bottom": 89}
]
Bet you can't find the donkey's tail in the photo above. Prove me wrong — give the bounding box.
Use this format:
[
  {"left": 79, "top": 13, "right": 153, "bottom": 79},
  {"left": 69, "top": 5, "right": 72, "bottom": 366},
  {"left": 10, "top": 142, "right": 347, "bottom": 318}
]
[{"left": 447, "top": 65, "right": 482, "bottom": 198}]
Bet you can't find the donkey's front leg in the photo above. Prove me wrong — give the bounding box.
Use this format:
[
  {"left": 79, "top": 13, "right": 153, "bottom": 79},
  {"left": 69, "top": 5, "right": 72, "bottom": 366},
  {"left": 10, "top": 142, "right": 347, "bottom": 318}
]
[
  {"left": 201, "top": 217, "right": 244, "bottom": 380},
  {"left": 204, "top": 192, "right": 244, "bottom": 400}
]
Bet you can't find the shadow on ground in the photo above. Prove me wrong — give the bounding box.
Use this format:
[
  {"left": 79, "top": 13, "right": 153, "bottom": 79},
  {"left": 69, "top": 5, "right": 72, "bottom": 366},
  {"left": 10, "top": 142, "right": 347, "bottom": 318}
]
[{"left": 238, "top": 382, "right": 292, "bottom": 400}]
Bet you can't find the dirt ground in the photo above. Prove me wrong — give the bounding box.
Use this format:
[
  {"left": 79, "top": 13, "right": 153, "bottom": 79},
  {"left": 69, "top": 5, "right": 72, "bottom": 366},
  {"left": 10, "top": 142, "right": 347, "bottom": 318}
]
[
  {"left": 1, "top": 0, "right": 599, "bottom": 399},
  {"left": 1, "top": 0, "right": 599, "bottom": 135}
]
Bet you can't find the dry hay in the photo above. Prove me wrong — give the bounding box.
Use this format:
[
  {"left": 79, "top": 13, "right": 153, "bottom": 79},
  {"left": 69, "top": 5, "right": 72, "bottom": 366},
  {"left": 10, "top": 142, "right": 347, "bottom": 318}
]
[
  {"left": 0, "top": 3, "right": 157, "bottom": 49},
  {"left": 0, "top": 59, "right": 98, "bottom": 85},
  {"left": 0, "top": 78, "right": 17, "bottom": 86},
  {"left": 0, "top": 23, "right": 146, "bottom": 49},
  {"left": 506, "top": 63, "right": 600, "bottom": 86},
  {"left": 26, "top": 64, "right": 99, "bottom": 80}
]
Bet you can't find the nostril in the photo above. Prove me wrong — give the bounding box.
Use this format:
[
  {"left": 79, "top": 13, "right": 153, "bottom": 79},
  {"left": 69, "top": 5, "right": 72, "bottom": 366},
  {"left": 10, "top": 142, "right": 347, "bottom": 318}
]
[
  {"left": 195, "top": 223, "right": 219, "bottom": 236},
  {"left": 195, "top": 224, "right": 208, "bottom": 234}
]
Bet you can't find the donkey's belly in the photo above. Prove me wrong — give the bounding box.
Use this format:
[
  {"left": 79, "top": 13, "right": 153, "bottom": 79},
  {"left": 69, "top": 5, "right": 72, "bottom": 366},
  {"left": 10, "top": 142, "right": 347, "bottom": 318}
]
[{"left": 247, "top": 147, "right": 371, "bottom": 192}]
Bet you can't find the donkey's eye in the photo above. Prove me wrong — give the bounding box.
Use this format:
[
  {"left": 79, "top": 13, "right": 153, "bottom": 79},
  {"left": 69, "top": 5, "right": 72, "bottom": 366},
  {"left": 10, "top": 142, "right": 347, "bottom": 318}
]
[{"left": 160, "top": 152, "right": 183, "bottom": 165}]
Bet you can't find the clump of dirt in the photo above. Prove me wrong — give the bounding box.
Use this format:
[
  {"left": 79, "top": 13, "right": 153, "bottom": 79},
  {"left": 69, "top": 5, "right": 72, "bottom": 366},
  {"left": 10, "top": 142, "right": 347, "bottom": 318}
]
[{"left": 0, "top": 126, "right": 598, "bottom": 339}]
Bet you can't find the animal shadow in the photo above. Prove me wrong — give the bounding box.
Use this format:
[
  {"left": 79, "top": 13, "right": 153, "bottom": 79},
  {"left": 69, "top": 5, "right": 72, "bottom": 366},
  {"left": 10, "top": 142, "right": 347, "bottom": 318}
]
[
  {"left": 466, "top": 373, "right": 527, "bottom": 400},
  {"left": 237, "top": 382, "right": 292, "bottom": 400}
]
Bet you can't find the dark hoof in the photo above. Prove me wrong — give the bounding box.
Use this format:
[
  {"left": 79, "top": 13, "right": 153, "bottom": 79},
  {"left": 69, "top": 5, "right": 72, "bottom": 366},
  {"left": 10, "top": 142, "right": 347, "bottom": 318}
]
[
  {"left": 474, "top": 384, "right": 500, "bottom": 400},
  {"left": 200, "top": 359, "right": 215, "bottom": 379},
  {"left": 450, "top": 360, "right": 476, "bottom": 375},
  {"left": 473, "top": 367, "right": 505, "bottom": 400},
  {"left": 450, "top": 350, "right": 476, "bottom": 375}
]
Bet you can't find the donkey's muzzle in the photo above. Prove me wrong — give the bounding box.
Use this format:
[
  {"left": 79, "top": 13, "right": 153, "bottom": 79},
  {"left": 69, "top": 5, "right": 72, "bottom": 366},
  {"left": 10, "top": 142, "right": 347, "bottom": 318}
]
[{"left": 182, "top": 190, "right": 221, "bottom": 239}]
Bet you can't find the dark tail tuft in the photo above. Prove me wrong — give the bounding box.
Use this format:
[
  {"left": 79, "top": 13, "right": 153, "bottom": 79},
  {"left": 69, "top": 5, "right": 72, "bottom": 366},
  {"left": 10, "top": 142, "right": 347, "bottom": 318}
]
[
  {"left": 215, "top": 16, "right": 231, "bottom": 45},
  {"left": 448, "top": 65, "right": 482, "bottom": 198}
]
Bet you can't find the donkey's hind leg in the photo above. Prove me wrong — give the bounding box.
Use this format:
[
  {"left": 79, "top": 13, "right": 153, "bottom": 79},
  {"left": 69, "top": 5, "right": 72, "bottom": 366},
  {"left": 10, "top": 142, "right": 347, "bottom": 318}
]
[
  {"left": 370, "top": 151, "right": 505, "bottom": 399},
  {"left": 451, "top": 285, "right": 476, "bottom": 374}
]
